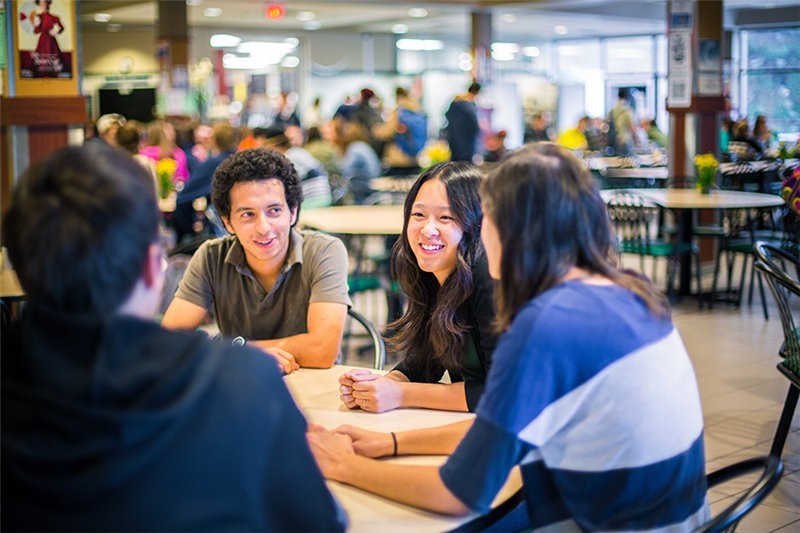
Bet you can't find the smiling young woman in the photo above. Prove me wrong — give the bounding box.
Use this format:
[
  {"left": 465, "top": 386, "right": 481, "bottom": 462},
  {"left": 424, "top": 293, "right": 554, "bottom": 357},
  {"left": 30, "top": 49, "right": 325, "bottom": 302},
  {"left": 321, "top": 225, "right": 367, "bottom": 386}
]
[{"left": 338, "top": 161, "right": 498, "bottom": 414}]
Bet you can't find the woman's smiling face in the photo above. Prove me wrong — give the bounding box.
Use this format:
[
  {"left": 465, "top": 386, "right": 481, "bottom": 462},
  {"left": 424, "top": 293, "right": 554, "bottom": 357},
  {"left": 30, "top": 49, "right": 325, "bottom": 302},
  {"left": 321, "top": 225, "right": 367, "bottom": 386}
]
[{"left": 406, "top": 179, "right": 464, "bottom": 285}]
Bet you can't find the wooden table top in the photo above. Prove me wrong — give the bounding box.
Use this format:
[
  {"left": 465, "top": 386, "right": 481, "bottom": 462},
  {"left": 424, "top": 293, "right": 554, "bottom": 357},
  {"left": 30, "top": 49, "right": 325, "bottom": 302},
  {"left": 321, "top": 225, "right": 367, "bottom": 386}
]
[
  {"left": 284, "top": 365, "right": 521, "bottom": 532},
  {"left": 604, "top": 188, "right": 786, "bottom": 210},
  {"left": 0, "top": 269, "right": 24, "bottom": 299}
]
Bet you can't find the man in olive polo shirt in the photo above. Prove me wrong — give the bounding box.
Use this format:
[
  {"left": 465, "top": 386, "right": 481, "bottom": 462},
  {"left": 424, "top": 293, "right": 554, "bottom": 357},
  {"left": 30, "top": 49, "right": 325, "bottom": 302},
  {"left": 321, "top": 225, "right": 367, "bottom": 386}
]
[{"left": 162, "top": 148, "right": 351, "bottom": 373}]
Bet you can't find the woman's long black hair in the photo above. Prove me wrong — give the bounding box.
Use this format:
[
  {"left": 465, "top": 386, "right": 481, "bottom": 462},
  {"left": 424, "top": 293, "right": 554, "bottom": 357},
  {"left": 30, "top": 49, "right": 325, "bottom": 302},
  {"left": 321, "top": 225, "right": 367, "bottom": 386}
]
[
  {"left": 387, "top": 161, "right": 485, "bottom": 373},
  {"left": 481, "top": 143, "right": 670, "bottom": 330}
]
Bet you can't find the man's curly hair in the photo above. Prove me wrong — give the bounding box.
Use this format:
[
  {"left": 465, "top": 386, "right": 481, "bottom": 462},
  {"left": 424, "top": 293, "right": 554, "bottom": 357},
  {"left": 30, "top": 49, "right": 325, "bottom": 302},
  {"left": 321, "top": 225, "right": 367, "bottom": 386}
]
[{"left": 211, "top": 148, "right": 303, "bottom": 223}]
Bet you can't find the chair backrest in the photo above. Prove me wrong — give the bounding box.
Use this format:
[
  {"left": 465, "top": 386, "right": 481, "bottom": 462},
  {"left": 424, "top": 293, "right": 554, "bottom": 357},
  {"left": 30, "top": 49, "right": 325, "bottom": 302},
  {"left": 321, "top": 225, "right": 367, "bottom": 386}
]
[
  {"left": 720, "top": 165, "right": 766, "bottom": 193},
  {"left": 606, "top": 191, "right": 661, "bottom": 253},
  {"left": 159, "top": 254, "right": 192, "bottom": 315},
  {"left": 451, "top": 456, "right": 784, "bottom": 533},
  {"left": 343, "top": 308, "right": 386, "bottom": 370},
  {"left": 754, "top": 241, "right": 800, "bottom": 358},
  {"left": 448, "top": 488, "right": 526, "bottom": 533},
  {"left": 696, "top": 455, "right": 784, "bottom": 533}
]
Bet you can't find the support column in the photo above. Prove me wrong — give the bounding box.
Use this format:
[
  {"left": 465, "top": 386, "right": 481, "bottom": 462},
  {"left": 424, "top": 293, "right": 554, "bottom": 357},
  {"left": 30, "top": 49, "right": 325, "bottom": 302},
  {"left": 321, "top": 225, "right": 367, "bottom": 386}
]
[
  {"left": 666, "top": 0, "right": 724, "bottom": 187},
  {"left": 666, "top": 0, "right": 725, "bottom": 291},
  {"left": 471, "top": 10, "right": 492, "bottom": 84},
  {"left": 157, "top": 0, "right": 189, "bottom": 115}
]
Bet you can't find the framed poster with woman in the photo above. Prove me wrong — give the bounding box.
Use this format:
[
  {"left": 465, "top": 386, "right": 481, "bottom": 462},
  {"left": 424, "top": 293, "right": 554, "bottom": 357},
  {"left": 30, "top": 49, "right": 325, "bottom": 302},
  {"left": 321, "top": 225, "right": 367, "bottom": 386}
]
[{"left": 15, "top": 0, "right": 74, "bottom": 80}]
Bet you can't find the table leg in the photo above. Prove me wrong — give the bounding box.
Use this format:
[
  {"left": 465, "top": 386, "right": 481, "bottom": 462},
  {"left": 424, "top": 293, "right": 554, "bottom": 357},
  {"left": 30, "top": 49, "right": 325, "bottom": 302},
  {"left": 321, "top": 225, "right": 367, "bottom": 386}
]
[{"left": 677, "top": 209, "right": 694, "bottom": 295}]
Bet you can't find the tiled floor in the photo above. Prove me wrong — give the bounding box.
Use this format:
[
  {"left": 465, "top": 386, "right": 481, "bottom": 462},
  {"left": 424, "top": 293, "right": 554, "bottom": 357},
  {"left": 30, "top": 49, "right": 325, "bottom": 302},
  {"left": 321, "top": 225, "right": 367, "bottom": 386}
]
[
  {"left": 347, "top": 263, "right": 800, "bottom": 531},
  {"left": 674, "top": 299, "right": 800, "bottom": 531}
]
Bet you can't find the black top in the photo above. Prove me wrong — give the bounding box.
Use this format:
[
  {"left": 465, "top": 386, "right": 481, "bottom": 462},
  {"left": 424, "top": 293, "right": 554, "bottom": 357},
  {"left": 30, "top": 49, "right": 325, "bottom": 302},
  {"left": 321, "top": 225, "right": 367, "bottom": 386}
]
[
  {"left": 445, "top": 99, "right": 480, "bottom": 161},
  {"left": 392, "top": 255, "right": 498, "bottom": 411},
  {"left": 2, "top": 303, "right": 346, "bottom": 532}
]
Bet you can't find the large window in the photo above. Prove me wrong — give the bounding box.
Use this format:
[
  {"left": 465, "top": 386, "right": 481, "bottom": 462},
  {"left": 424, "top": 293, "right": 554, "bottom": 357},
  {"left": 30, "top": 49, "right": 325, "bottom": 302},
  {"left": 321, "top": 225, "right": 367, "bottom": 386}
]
[{"left": 739, "top": 27, "right": 800, "bottom": 140}]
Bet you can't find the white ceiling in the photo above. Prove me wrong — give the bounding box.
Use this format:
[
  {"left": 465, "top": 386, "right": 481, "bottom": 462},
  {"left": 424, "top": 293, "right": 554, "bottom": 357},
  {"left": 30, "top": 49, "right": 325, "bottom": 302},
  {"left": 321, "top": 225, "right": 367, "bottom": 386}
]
[{"left": 79, "top": 0, "right": 800, "bottom": 43}]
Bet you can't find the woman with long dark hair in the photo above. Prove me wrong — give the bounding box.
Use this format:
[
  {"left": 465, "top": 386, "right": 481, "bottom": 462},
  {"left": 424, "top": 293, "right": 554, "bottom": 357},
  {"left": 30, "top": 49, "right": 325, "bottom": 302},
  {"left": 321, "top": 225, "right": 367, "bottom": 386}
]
[
  {"left": 312, "top": 143, "right": 708, "bottom": 531},
  {"left": 339, "top": 161, "right": 497, "bottom": 413}
]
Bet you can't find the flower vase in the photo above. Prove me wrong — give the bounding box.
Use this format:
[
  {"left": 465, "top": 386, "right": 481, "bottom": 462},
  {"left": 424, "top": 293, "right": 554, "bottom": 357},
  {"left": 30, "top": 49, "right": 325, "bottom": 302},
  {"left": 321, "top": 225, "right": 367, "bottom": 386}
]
[{"left": 697, "top": 183, "right": 712, "bottom": 195}]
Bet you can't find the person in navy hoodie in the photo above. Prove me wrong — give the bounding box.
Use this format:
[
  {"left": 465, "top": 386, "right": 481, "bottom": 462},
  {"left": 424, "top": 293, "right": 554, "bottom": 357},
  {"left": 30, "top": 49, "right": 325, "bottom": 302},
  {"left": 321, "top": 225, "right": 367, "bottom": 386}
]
[{"left": 1, "top": 144, "right": 346, "bottom": 532}]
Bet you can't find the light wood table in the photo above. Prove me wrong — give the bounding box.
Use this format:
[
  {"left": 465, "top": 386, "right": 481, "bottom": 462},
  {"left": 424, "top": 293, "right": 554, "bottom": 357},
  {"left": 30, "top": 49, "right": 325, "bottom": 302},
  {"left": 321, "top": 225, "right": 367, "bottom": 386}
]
[
  {"left": 1, "top": 269, "right": 24, "bottom": 299},
  {"left": 285, "top": 365, "right": 521, "bottom": 532},
  {"left": 299, "top": 205, "right": 404, "bottom": 236},
  {"left": 624, "top": 188, "right": 785, "bottom": 211}
]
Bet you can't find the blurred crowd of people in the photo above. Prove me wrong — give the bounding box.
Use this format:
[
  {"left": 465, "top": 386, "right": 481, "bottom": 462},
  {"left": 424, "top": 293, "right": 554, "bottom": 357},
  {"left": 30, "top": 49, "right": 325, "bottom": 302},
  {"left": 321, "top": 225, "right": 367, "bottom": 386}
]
[{"left": 84, "top": 85, "right": 800, "bottom": 249}]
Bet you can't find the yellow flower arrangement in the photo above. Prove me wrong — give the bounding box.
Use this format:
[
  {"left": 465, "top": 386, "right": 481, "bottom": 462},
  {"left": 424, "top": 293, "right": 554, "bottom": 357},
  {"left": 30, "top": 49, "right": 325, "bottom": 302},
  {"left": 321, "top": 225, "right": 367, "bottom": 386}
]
[
  {"left": 156, "top": 157, "right": 177, "bottom": 199},
  {"left": 694, "top": 153, "right": 719, "bottom": 194},
  {"left": 418, "top": 141, "right": 452, "bottom": 169}
]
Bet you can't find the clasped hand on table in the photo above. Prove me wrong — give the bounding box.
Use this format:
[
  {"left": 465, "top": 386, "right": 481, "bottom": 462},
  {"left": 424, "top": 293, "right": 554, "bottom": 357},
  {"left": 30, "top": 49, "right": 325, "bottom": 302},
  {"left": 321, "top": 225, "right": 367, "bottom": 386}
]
[{"left": 338, "top": 368, "right": 403, "bottom": 413}]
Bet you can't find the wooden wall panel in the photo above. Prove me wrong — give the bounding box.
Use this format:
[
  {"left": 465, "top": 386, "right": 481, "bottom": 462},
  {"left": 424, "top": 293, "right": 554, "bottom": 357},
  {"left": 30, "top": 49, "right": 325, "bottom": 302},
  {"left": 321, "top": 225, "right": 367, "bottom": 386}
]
[{"left": 28, "top": 126, "right": 69, "bottom": 165}]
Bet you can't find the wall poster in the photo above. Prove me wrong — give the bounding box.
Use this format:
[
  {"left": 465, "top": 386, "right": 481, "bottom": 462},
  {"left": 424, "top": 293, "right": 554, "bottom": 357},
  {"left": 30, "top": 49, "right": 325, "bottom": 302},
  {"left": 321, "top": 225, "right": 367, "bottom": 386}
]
[{"left": 16, "top": 0, "right": 74, "bottom": 79}]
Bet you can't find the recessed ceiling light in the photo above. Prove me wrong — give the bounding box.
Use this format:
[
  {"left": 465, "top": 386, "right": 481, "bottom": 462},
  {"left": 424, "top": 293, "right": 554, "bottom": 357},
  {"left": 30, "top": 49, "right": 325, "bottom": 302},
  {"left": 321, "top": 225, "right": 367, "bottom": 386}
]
[
  {"left": 281, "top": 56, "right": 300, "bottom": 68},
  {"left": 210, "top": 34, "right": 241, "bottom": 48},
  {"left": 186, "top": 0, "right": 203, "bottom": 6},
  {"left": 554, "top": 25, "right": 568, "bottom": 35},
  {"left": 204, "top": 7, "right": 222, "bottom": 17},
  {"left": 392, "top": 24, "right": 409, "bottom": 34},
  {"left": 522, "top": 46, "right": 541, "bottom": 57},
  {"left": 457, "top": 52, "right": 473, "bottom": 71},
  {"left": 408, "top": 8, "right": 428, "bottom": 18},
  {"left": 94, "top": 13, "right": 112, "bottom": 23},
  {"left": 107, "top": 23, "right": 122, "bottom": 32},
  {"left": 284, "top": 37, "right": 299, "bottom": 47},
  {"left": 303, "top": 20, "right": 321, "bottom": 30},
  {"left": 296, "top": 11, "right": 315, "bottom": 21},
  {"left": 396, "top": 38, "right": 443, "bottom": 51},
  {"left": 491, "top": 42, "right": 519, "bottom": 61},
  {"left": 500, "top": 13, "right": 516, "bottom": 24}
]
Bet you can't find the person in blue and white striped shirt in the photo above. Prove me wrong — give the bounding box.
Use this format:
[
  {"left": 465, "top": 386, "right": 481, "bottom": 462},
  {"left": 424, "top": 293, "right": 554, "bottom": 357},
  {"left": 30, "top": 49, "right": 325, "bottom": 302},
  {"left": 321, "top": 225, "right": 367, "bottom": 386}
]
[{"left": 308, "top": 142, "right": 709, "bottom": 532}]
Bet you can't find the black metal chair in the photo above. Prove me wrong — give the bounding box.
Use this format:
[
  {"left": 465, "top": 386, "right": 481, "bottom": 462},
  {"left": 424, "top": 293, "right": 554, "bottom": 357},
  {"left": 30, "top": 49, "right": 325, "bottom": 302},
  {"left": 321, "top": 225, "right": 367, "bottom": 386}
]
[
  {"left": 696, "top": 455, "right": 784, "bottom": 533},
  {"left": 341, "top": 308, "right": 386, "bottom": 370},
  {"left": 607, "top": 191, "right": 703, "bottom": 306},
  {"left": 753, "top": 241, "right": 800, "bottom": 458},
  {"left": 706, "top": 165, "right": 784, "bottom": 318},
  {"left": 448, "top": 488, "right": 526, "bottom": 533},
  {"left": 448, "top": 456, "right": 784, "bottom": 533}
]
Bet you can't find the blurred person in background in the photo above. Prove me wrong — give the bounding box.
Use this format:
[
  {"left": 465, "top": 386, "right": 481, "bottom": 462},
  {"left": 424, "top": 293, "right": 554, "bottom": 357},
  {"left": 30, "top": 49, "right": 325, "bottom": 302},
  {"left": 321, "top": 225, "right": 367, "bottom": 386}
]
[
  {"left": 523, "top": 112, "right": 553, "bottom": 143},
  {"left": 339, "top": 121, "right": 382, "bottom": 204},
  {"left": 556, "top": 116, "right": 590, "bottom": 151},
  {"left": 255, "top": 125, "right": 332, "bottom": 209},
  {"left": 173, "top": 122, "right": 239, "bottom": 244},
  {"left": 445, "top": 82, "right": 481, "bottom": 162},
  {"left": 641, "top": 117, "right": 668, "bottom": 148},
  {"left": 87, "top": 113, "right": 124, "bottom": 148},
  {"left": 752, "top": 115, "right": 772, "bottom": 152},
  {"left": 139, "top": 120, "right": 190, "bottom": 185}
]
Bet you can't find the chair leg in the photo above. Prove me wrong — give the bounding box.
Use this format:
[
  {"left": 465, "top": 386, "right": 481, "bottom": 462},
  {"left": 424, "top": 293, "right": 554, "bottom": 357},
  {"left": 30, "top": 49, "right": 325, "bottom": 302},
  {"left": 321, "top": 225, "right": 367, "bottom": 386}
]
[
  {"left": 710, "top": 247, "right": 724, "bottom": 309},
  {"left": 726, "top": 250, "right": 738, "bottom": 301},
  {"left": 770, "top": 384, "right": 799, "bottom": 458},
  {"left": 735, "top": 253, "right": 748, "bottom": 307},
  {"left": 756, "top": 270, "right": 769, "bottom": 320},
  {"left": 665, "top": 258, "right": 676, "bottom": 302},
  {"left": 694, "top": 252, "right": 704, "bottom": 309}
]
